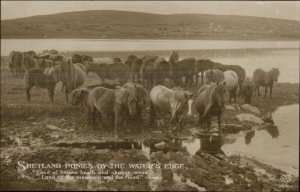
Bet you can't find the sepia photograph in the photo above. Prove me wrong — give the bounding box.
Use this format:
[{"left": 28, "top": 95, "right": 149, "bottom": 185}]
[{"left": 0, "top": 1, "right": 299, "bottom": 191}]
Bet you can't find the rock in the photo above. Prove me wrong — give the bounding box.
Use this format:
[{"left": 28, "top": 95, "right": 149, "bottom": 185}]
[
  {"left": 68, "top": 128, "right": 75, "bottom": 132},
  {"left": 154, "top": 142, "right": 166, "bottom": 149},
  {"left": 225, "top": 105, "right": 237, "bottom": 111},
  {"left": 241, "top": 104, "right": 261, "bottom": 114},
  {"left": 235, "top": 114, "right": 264, "bottom": 124},
  {"left": 46, "top": 125, "right": 63, "bottom": 131},
  {"left": 27, "top": 116, "right": 36, "bottom": 121},
  {"left": 46, "top": 125, "right": 74, "bottom": 132},
  {"left": 14, "top": 138, "right": 23, "bottom": 146},
  {"left": 30, "top": 138, "right": 46, "bottom": 146}
]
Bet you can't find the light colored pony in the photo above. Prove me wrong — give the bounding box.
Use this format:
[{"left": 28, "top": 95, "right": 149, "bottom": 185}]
[
  {"left": 149, "top": 85, "right": 192, "bottom": 129},
  {"left": 253, "top": 68, "right": 280, "bottom": 98},
  {"left": 223, "top": 70, "right": 239, "bottom": 102}
]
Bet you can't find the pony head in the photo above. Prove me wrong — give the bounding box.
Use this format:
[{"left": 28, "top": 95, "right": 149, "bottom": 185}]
[
  {"left": 71, "top": 88, "right": 89, "bottom": 106},
  {"left": 169, "top": 51, "right": 179, "bottom": 63},
  {"left": 170, "top": 90, "right": 193, "bottom": 125},
  {"left": 121, "top": 88, "right": 137, "bottom": 116}
]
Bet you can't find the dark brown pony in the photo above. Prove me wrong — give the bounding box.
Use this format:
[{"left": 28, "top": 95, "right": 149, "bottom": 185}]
[
  {"left": 8, "top": 51, "right": 25, "bottom": 77},
  {"left": 125, "top": 55, "right": 143, "bottom": 83},
  {"left": 23, "top": 53, "right": 40, "bottom": 70},
  {"left": 253, "top": 68, "right": 280, "bottom": 98},
  {"left": 195, "top": 59, "right": 213, "bottom": 85},
  {"left": 169, "top": 51, "right": 197, "bottom": 86},
  {"left": 72, "top": 54, "right": 93, "bottom": 64},
  {"left": 61, "top": 59, "right": 87, "bottom": 101},
  {"left": 25, "top": 62, "right": 61, "bottom": 102},
  {"left": 196, "top": 59, "right": 245, "bottom": 94},
  {"left": 140, "top": 55, "right": 171, "bottom": 89},
  {"left": 86, "top": 62, "right": 130, "bottom": 85},
  {"left": 194, "top": 82, "right": 227, "bottom": 134}
]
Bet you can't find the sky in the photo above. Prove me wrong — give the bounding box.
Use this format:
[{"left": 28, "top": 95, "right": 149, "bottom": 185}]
[{"left": 1, "top": 1, "right": 300, "bottom": 21}]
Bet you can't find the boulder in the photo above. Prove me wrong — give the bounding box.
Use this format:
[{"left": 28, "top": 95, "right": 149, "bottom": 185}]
[
  {"left": 241, "top": 104, "right": 261, "bottom": 114},
  {"left": 225, "top": 105, "right": 237, "bottom": 111},
  {"left": 154, "top": 142, "right": 166, "bottom": 149},
  {"left": 235, "top": 114, "right": 264, "bottom": 124}
]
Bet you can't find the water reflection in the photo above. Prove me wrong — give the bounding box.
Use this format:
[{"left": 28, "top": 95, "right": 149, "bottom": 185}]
[
  {"left": 245, "top": 124, "right": 279, "bottom": 144},
  {"left": 196, "top": 134, "right": 224, "bottom": 154},
  {"left": 245, "top": 131, "right": 255, "bottom": 145},
  {"left": 264, "top": 125, "right": 279, "bottom": 138}
]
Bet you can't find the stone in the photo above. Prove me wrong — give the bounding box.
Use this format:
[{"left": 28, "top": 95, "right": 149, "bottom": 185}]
[
  {"left": 46, "top": 125, "right": 62, "bottom": 131},
  {"left": 235, "top": 114, "right": 264, "bottom": 124},
  {"left": 241, "top": 104, "right": 261, "bottom": 114},
  {"left": 154, "top": 142, "right": 166, "bottom": 149},
  {"left": 27, "top": 116, "right": 36, "bottom": 121},
  {"left": 225, "top": 105, "right": 237, "bottom": 111}
]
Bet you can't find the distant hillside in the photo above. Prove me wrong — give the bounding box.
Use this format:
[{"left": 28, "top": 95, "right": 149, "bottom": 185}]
[{"left": 1, "top": 10, "right": 300, "bottom": 40}]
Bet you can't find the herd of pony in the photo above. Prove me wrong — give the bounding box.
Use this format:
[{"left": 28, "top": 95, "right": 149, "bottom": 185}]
[{"left": 7, "top": 49, "right": 280, "bottom": 136}]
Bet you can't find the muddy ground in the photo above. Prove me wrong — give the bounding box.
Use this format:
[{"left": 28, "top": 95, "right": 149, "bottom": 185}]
[{"left": 0, "top": 55, "right": 299, "bottom": 191}]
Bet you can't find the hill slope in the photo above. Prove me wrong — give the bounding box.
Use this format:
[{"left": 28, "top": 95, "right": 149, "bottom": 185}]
[{"left": 1, "top": 10, "right": 299, "bottom": 40}]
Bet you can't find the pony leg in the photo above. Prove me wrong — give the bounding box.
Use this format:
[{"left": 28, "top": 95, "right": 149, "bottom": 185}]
[
  {"left": 87, "top": 109, "right": 93, "bottom": 132},
  {"left": 65, "top": 86, "right": 69, "bottom": 102},
  {"left": 207, "top": 116, "right": 212, "bottom": 131},
  {"left": 90, "top": 108, "right": 96, "bottom": 132},
  {"left": 197, "top": 113, "right": 202, "bottom": 126},
  {"left": 130, "top": 72, "right": 134, "bottom": 83},
  {"left": 114, "top": 112, "right": 120, "bottom": 138},
  {"left": 47, "top": 86, "right": 55, "bottom": 104},
  {"left": 26, "top": 85, "right": 34, "bottom": 101},
  {"left": 149, "top": 101, "right": 156, "bottom": 127},
  {"left": 177, "top": 114, "right": 183, "bottom": 129},
  {"left": 257, "top": 86, "right": 260, "bottom": 96},
  {"left": 264, "top": 86, "right": 268, "bottom": 98},
  {"left": 269, "top": 84, "right": 273, "bottom": 98},
  {"left": 217, "top": 115, "right": 222, "bottom": 135},
  {"left": 97, "top": 112, "right": 103, "bottom": 129}
]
